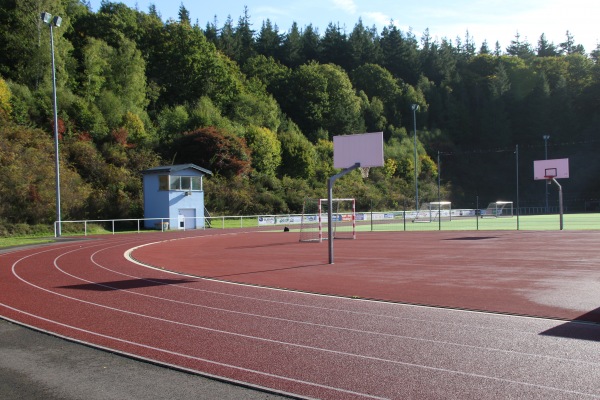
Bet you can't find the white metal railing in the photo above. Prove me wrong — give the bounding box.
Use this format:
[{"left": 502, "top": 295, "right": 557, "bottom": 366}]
[{"left": 54, "top": 209, "right": 600, "bottom": 237}]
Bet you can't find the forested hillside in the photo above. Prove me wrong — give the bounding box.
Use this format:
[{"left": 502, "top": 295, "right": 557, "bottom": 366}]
[{"left": 1, "top": 0, "right": 599, "bottom": 230}]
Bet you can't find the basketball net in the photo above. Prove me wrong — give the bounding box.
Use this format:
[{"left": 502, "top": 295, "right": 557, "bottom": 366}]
[{"left": 360, "top": 166, "right": 370, "bottom": 179}]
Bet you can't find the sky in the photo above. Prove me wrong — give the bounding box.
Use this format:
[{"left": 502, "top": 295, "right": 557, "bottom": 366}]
[{"left": 88, "top": 0, "right": 600, "bottom": 52}]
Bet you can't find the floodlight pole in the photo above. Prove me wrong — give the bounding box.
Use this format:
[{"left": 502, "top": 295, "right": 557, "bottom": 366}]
[
  {"left": 437, "top": 151, "right": 441, "bottom": 231},
  {"left": 412, "top": 104, "right": 419, "bottom": 211},
  {"left": 543, "top": 135, "right": 550, "bottom": 213},
  {"left": 328, "top": 163, "right": 360, "bottom": 264},
  {"left": 42, "top": 12, "right": 62, "bottom": 237}
]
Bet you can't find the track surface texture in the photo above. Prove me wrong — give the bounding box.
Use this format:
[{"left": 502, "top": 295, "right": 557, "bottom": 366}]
[{"left": 2, "top": 229, "right": 600, "bottom": 399}]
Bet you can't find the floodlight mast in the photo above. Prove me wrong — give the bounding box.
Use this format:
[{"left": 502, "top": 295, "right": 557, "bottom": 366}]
[
  {"left": 41, "top": 12, "right": 62, "bottom": 236},
  {"left": 412, "top": 104, "right": 419, "bottom": 211}
]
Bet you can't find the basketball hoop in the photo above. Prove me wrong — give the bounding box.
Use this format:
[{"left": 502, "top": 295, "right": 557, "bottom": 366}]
[
  {"left": 545, "top": 170, "right": 557, "bottom": 184},
  {"left": 360, "top": 166, "right": 370, "bottom": 179}
]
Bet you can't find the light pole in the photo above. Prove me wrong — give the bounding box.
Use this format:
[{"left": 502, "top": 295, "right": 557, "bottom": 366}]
[
  {"left": 412, "top": 104, "right": 420, "bottom": 211},
  {"left": 41, "top": 12, "right": 63, "bottom": 236},
  {"left": 543, "top": 135, "right": 550, "bottom": 213}
]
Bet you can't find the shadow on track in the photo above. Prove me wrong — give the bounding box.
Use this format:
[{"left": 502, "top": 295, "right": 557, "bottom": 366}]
[
  {"left": 57, "top": 278, "right": 197, "bottom": 291},
  {"left": 540, "top": 307, "right": 600, "bottom": 341}
]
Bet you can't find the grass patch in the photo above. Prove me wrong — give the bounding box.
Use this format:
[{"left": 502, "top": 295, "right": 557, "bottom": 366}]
[{"left": 0, "top": 237, "right": 56, "bottom": 249}]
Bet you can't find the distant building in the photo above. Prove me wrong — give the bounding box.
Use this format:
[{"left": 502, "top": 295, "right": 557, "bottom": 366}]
[{"left": 141, "top": 164, "right": 212, "bottom": 230}]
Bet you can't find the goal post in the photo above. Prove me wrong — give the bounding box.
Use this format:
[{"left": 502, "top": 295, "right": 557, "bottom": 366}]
[
  {"left": 413, "top": 201, "right": 452, "bottom": 223},
  {"left": 299, "top": 198, "right": 355, "bottom": 242},
  {"left": 482, "top": 201, "right": 514, "bottom": 218}
]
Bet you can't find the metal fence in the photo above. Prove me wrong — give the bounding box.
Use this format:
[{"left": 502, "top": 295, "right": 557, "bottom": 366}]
[{"left": 56, "top": 209, "right": 600, "bottom": 237}]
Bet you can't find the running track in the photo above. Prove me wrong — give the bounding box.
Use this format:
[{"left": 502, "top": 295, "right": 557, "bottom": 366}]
[{"left": 2, "top": 229, "right": 600, "bottom": 399}]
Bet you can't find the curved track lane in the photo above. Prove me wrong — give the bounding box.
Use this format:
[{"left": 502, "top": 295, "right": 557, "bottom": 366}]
[{"left": 2, "top": 231, "right": 600, "bottom": 399}]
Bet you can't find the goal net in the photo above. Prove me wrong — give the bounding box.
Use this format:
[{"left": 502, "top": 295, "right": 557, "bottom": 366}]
[
  {"left": 413, "top": 201, "right": 452, "bottom": 223},
  {"left": 482, "top": 201, "right": 514, "bottom": 218},
  {"left": 299, "top": 198, "right": 356, "bottom": 242}
]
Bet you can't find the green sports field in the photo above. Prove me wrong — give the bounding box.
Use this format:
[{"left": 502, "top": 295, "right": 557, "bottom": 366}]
[{"left": 360, "top": 212, "right": 600, "bottom": 232}]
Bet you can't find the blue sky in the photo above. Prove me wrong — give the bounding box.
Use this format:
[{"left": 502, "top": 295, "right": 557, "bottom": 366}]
[{"left": 88, "top": 0, "right": 599, "bottom": 52}]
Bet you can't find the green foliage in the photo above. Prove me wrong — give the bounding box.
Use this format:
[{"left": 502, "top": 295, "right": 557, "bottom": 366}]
[
  {"left": 277, "top": 120, "right": 317, "bottom": 179},
  {"left": 229, "top": 88, "right": 280, "bottom": 131},
  {"left": 0, "top": 122, "right": 91, "bottom": 224},
  {"left": 281, "top": 62, "right": 362, "bottom": 141},
  {"left": 0, "top": 2, "right": 599, "bottom": 228},
  {"left": 0, "top": 76, "right": 12, "bottom": 119},
  {"left": 244, "top": 125, "right": 282, "bottom": 176},
  {"left": 157, "top": 105, "right": 189, "bottom": 144}
]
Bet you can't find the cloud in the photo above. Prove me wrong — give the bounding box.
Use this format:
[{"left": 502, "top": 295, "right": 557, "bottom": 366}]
[
  {"left": 363, "top": 11, "right": 391, "bottom": 26},
  {"left": 332, "top": 0, "right": 358, "bottom": 14}
]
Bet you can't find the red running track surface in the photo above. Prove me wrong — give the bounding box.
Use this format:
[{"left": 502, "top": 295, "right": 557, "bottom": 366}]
[{"left": 2, "top": 229, "right": 600, "bottom": 399}]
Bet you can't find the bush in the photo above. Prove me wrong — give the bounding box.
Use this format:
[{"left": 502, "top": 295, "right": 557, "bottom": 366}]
[{"left": 0, "top": 219, "right": 53, "bottom": 237}]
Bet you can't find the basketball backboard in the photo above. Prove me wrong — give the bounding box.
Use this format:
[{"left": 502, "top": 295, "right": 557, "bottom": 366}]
[
  {"left": 333, "top": 132, "right": 384, "bottom": 169},
  {"left": 533, "top": 158, "right": 569, "bottom": 180}
]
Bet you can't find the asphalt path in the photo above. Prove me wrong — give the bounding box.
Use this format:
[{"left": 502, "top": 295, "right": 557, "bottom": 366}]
[
  {"left": 2, "top": 232, "right": 600, "bottom": 399},
  {"left": 0, "top": 319, "right": 289, "bottom": 400}
]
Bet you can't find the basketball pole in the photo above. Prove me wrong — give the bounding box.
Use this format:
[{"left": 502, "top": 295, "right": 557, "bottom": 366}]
[
  {"left": 328, "top": 163, "right": 360, "bottom": 264},
  {"left": 551, "top": 178, "right": 564, "bottom": 230}
]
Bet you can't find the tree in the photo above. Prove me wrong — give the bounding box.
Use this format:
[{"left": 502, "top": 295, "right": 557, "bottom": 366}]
[
  {"left": 351, "top": 63, "right": 403, "bottom": 127},
  {"left": 0, "top": 0, "right": 71, "bottom": 87},
  {"left": 156, "top": 105, "right": 189, "bottom": 144},
  {"left": 281, "top": 22, "right": 303, "bottom": 67},
  {"left": 318, "top": 63, "right": 362, "bottom": 137},
  {"left": 301, "top": 24, "right": 320, "bottom": 63},
  {"left": 281, "top": 62, "right": 361, "bottom": 141},
  {"left": 506, "top": 32, "right": 534, "bottom": 59},
  {"left": 380, "top": 23, "right": 421, "bottom": 84},
  {"left": 560, "top": 31, "right": 586, "bottom": 55},
  {"left": 537, "top": 33, "right": 559, "bottom": 57},
  {"left": 241, "top": 55, "right": 290, "bottom": 96},
  {"left": 232, "top": 6, "right": 256, "bottom": 65},
  {"left": 277, "top": 120, "right": 317, "bottom": 179},
  {"left": 172, "top": 126, "right": 252, "bottom": 178},
  {"left": 0, "top": 77, "right": 12, "bottom": 119},
  {"left": 256, "top": 19, "right": 282, "bottom": 59},
  {"left": 146, "top": 21, "right": 242, "bottom": 109},
  {"left": 178, "top": 4, "right": 190, "bottom": 25},
  {"left": 218, "top": 15, "right": 236, "bottom": 60},
  {"left": 319, "top": 23, "right": 351, "bottom": 70},
  {"left": 245, "top": 125, "right": 282, "bottom": 175},
  {"left": 204, "top": 17, "right": 219, "bottom": 44},
  {"left": 348, "top": 19, "right": 381, "bottom": 69},
  {"left": 479, "top": 40, "right": 491, "bottom": 55}
]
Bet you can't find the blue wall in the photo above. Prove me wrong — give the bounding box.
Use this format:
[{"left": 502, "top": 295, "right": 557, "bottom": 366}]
[{"left": 143, "top": 167, "right": 206, "bottom": 229}]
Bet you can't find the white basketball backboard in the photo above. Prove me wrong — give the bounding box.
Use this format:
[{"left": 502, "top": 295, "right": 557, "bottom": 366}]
[
  {"left": 533, "top": 158, "right": 569, "bottom": 180},
  {"left": 333, "top": 132, "right": 384, "bottom": 169}
]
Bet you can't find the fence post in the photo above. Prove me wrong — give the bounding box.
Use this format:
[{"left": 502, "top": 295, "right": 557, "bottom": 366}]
[
  {"left": 476, "top": 196, "right": 479, "bottom": 231},
  {"left": 403, "top": 200, "right": 406, "bottom": 231}
]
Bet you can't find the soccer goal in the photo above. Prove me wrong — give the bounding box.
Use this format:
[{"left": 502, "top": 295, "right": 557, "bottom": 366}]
[
  {"left": 482, "top": 201, "right": 514, "bottom": 218},
  {"left": 413, "top": 201, "right": 452, "bottom": 223},
  {"left": 299, "top": 198, "right": 356, "bottom": 242}
]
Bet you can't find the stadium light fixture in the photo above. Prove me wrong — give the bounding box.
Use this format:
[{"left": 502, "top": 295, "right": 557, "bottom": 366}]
[
  {"left": 41, "top": 12, "right": 62, "bottom": 236},
  {"left": 412, "top": 104, "right": 420, "bottom": 211}
]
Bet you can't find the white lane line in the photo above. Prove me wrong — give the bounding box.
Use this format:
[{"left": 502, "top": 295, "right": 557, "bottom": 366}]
[
  {"left": 0, "top": 303, "right": 386, "bottom": 400},
  {"left": 39, "top": 243, "right": 596, "bottom": 367},
  {"left": 124, "top": 238, "right": 597, "bottom": 332},
  {"left": 8, "top": 248, "right": 600, "bottom": 398}
]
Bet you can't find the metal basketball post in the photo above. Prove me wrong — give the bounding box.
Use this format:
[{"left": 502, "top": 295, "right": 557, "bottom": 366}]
[
  {"left": 328, "top": 163, "right": 360, "bottom": 264},
  {"left": 551, "top": 178, "right": 564, "bottom": 230}
]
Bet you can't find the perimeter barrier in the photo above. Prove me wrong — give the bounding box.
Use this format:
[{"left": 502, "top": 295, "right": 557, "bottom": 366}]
[{"left": 56, "top": 207, "right": 600, "bottom": 237}]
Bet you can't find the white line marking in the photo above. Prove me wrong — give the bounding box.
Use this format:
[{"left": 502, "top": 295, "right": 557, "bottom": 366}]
[{"left": 6, "top": 245, "right": 600, "bottom": 398}]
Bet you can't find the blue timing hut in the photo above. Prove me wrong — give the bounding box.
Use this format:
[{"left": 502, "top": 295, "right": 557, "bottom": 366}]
[{"left": 142, "top": 164, "right": 212, "bottom": 230}]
